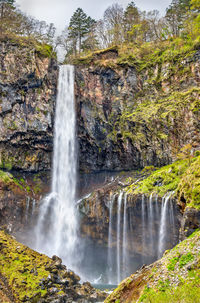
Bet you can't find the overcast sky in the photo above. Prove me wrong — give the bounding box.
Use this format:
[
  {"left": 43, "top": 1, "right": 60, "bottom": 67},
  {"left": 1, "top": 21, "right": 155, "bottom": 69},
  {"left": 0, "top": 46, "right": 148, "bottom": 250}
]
[{"left": 16, "top": 0, "right": 172, "bottom": 32}]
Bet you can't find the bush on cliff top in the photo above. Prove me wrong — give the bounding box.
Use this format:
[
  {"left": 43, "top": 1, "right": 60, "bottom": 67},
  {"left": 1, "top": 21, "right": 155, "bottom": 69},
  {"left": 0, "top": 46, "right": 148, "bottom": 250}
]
[
  {"left": 73, "top": 36, "right": 200, "bottom": 70},
  {"left": 0, "top": 35, "right": 56, "bottom": 58}
]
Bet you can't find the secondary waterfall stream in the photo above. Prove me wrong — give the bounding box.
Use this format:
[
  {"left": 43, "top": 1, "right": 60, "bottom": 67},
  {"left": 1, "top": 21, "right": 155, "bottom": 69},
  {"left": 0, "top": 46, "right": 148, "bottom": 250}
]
[
  {"left": 107, "top": 193, "right": 179, "bottom": 284},
  {"left": 35, "top": 65, "right": 78, "bottom": 269}
]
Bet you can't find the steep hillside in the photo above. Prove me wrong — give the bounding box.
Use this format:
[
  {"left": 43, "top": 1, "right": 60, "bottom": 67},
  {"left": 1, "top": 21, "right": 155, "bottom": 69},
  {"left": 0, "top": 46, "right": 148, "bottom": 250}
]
[
  {"left": 0, "top": 230, "right": 106, "bottom": 303},
  {"left": 105, "top": 229, "right": 200, "bottom": 303}
]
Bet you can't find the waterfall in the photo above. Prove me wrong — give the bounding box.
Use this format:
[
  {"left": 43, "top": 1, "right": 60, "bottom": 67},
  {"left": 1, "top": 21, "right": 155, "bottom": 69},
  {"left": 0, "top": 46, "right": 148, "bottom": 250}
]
[
  {"left": 25, "top": 197, "right": 30, "bottom": 222},
  {"left": 158, "top": 193, "right": 171, "bottom": 258},
  {"left": 107, "top": 194, "right": 115, "bottom": 284},
  {"left": 105, "top": 191, "right": 178, "bottom": 285},
  {"left": 141, "top": 194, "right": 145, "bottom": 262},
  {"left": 149, "top": 193, "right": 154, "bottom": 253},
  {"left": 117, "top": 192, "right": 123, "bottom": 284},
  {"left": 32, "top": 199, "right": 36, "bottom": 215},
  {"left": 122, "top": 194, "right": 128, "bottom": 275},
  {"left": 35, "top": 65, "right": 77, "bottom": 268}
]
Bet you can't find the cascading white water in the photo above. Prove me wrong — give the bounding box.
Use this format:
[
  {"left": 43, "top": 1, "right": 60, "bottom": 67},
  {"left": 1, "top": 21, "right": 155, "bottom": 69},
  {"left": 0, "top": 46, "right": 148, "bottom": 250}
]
[
  {"left": 122, "top": 193, "right": 128, "bottom": 275},
  {"left": 141, "top": 194, "right": 146, "bottom": 263},
  {"left": 107, "top": 194, "right": 115, "bottom": 284},
  {"left": 117, "top": 192, "right": 123, "bottom": 284},
  {"left": 106, "top": 191, "right": 178, "bottom": 285},
  {"left": 35, "top": 65, "right": 77, "bottom": 268},
  {"left": 149, "top": 193, "right": 154, "bottom": 253},
  {"left": 158, "top": 193, "right": 171, "bottom": 258}
]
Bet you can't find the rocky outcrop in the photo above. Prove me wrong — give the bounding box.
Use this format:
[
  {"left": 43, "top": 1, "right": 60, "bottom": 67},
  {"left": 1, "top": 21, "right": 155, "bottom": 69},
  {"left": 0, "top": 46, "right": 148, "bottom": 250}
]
[
  {"left": 0, "top": 231, "right": 106, "bottom": 303},
  {"left": 0, "top": 39, "right": 58, "bottom": 172},
  {"left": 78, "top": 176, "right": 181, "bottom": 261},
  {"left": 75, "top": 64, "right": 142, "bottom": 172},
  {"left": 75, "top": 49, "right": 200, "bottom": 172},
  {"left": 0, "top": 168, "right": 51, "bottom": 234},
  {"left": 180, "top": 207, "right": 200, "bottom": 239},
  {"left": 0, "top": 170, "right": 29, "bottom": 232}
]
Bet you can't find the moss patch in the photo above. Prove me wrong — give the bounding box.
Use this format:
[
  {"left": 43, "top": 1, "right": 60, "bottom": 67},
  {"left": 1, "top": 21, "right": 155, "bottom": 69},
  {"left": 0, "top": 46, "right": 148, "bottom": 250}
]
[
  {"left": 126, "top": 155, "right": 200, "bottom": 209},
  {"left": 177, "top": 156, "right": 200, "bottom": 209},
  {"left": 0, "top": 231, "right": 52, "bottom": 302}
]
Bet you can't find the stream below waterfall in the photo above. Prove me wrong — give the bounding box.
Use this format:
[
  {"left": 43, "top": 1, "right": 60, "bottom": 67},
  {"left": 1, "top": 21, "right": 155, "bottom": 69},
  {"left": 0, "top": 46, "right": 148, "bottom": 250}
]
[{"left": 17, "top": 65, "right": 181, "bottom": 287}]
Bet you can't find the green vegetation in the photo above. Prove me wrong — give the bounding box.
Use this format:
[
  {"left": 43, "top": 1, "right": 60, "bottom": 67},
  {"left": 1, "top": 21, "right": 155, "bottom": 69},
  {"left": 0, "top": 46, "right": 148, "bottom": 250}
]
[
  {"left": 0, "top": 0, "right": 56, "bottom": 59},
  {"left": 179, "top": 253, "right": 195, "bottom": 268},
  {"left": 177, "top": 156, "right": 200, "bottom": 209},
  {"left": 64, "top": 0, "right": 200, "bottom": 65},
  {"left": 106, "top": 230, "right": 200, "bottom": 303},
  {"left": 0, "top": 231, "right": 60, "bottom": 302},
  {"left": 139, "top": 277, "right": 200, "bottom": 303},
  {"left": 0, "top": 170, "right": 13, "bottom": 184},
  {"left": 167, "top": 256, "right": 179, "bottom": 271},
  {"left": 126, "top": 155, "right": 200, "bottom": 209}
]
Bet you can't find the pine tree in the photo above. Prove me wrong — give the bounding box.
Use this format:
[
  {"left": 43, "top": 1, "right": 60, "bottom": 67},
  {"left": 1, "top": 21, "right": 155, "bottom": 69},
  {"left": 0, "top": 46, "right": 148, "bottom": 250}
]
[
  {"left": 68, "top": 8, "right": 96, "bottom": 54},
  {"left": 123, "top": 1, "right": 140, "bottom": 41}
]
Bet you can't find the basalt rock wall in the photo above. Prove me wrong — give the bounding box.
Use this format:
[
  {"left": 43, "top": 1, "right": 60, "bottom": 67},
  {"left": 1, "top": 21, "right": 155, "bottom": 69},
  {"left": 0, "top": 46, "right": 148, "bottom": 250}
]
[
  {"left": 75, "top": 49, "right": 200, "bottom": 172},
  {"left": 0, "top": 39, "right": 58, "bottom": 172}
]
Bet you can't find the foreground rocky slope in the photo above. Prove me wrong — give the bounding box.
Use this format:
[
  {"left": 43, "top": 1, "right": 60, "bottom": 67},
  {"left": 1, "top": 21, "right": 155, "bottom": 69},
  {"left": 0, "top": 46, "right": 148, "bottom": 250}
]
[
  {"left": 0, "top": 231, "right": 106, "bottom": 303},
  {"left": 0, "top": 37, "right": 58, "bottom": 172},
  {"left": 105, "top": 229, "right": 200, "bottom": 303}
]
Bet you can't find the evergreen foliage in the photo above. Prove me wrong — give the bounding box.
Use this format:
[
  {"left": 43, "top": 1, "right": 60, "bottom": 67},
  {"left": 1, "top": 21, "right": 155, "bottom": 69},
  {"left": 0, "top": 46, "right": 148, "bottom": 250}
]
[{"left": 68, "top": 8, "right": 96, "bottom": 54}]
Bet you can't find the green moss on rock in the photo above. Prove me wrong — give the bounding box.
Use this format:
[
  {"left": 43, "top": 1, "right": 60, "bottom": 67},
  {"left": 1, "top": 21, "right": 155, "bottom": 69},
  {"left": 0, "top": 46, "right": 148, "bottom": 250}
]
[
  {"left": 177, "top": 156, "right": 200, "bottom": 209},
  {"left": 0, "top": 231, "right": 106, "bottom": 303},
  {"left": 126, "top": 155, "right": 200, "bottom": 209},
  {"left": 0, "top": 231, "right": 52, "bottom": 302}
]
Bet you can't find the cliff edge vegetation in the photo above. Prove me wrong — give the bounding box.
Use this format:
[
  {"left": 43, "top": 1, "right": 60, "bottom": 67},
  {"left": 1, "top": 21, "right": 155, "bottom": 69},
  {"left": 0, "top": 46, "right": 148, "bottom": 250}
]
[{"left": 126, "top": 154, "right": 200, "bottom": 210}]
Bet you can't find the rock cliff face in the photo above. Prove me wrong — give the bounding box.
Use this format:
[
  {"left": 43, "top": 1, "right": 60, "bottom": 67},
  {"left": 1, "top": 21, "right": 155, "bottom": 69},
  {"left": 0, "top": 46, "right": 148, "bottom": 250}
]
[
  {"left": 75, "top": 49, "right": 200, "bottom": 172},
  {"left": 1, "top": 40, "right": 199, "bottom": 175},
  {"left": 78, "top": 176, "right": 181, "bottom": 260},
  {"left": 0, "top": 39, "right": 58, "bottom": 172},
  {"left": 75, "top": 63, "right": 141, "bottom": 172}
]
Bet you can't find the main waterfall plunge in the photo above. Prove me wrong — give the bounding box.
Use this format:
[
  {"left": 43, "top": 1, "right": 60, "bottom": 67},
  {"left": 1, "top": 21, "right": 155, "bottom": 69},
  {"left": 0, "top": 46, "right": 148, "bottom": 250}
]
[
  {"left": 31, "top": 65, "right": 179, "bottom": 286},
  {"left": 35, "top": 65, "right": 78, "bottom": 269}
]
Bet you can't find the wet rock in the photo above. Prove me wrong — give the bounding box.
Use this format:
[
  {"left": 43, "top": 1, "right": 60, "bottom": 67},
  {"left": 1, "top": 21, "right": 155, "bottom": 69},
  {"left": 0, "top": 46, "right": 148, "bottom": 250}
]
[
  {"left": 180, "top": 207, "right": 200, "bottom": 239},
  {"left": 75, "top": 51, "right": 200, "bottom": 173}
]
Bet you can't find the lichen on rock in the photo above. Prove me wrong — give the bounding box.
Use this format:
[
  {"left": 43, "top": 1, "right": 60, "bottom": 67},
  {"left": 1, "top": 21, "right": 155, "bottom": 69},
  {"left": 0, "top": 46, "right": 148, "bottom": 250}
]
[{"left": 0, "top": 231, "right": 106, "bottom": 303}]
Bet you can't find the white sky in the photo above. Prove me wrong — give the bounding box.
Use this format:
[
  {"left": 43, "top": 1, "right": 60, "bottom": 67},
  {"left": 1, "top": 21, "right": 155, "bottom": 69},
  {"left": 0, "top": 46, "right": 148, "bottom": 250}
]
[{"left": 16, "top": 0, "right": 172, "bottom": 32}]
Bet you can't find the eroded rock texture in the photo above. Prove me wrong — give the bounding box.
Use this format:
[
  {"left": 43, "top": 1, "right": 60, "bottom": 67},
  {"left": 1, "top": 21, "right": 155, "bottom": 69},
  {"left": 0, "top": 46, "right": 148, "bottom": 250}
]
[
  {"left": 75, "top": 50, "right": 200, "bottom": 172},
  {"left": 0, "top": 40, "right": 58, "bottom": 172}
]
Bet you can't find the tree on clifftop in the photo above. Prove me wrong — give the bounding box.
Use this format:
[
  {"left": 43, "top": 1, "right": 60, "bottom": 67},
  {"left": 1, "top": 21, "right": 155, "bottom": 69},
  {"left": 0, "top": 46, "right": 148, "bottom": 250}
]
[
  {"left": 0, "top": 0, "right": 15, "bottom": 18},
  {"left": 68, "top": 8, "right": 96, "bottom": 54}
]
